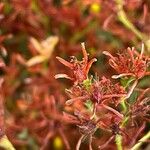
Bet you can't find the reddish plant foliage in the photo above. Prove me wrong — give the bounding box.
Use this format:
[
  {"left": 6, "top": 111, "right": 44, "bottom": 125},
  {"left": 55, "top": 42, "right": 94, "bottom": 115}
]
[
  {"left": 55, "top": 44, "right": 150, "bottom": 149},
  {"left": 0, "top": 1, "right": 150, "bottom": 150},
  {"left": 103, "top": 45, "right": 150, "bottom": 79},
  {"left": 55, "top": 43, "right": 97, "bottom": 84}
]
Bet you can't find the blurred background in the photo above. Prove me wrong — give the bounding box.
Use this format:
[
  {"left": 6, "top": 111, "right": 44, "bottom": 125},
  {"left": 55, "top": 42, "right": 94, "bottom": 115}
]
[{"left": 0, "top": 0, "right": 150, "bottom": 150}]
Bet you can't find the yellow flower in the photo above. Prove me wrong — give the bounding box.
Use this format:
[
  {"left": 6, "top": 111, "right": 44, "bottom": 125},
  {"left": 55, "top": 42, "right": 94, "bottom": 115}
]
[
  {"left": 90, "top": 3, "right": 101, "bottom": 14},
  {"left": 53, "top": 136, "right": 63, "bottom": 150}
]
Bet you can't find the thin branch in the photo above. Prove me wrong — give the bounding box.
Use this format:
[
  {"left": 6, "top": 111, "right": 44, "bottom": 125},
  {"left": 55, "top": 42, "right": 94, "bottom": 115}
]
[
  {"left": 115, "top": 134, "right": 123, "bottom": 150},
  {"left": 65, "top": 96, "right": 88, "bottom": 105},
  {"left": 76, "top": 135, "right": 85, "bottom": 150},
  {"left": 101, "top": 104, "right": 123, "bottom": 119},
  {"left": 99, "top": 135, "right": 114, "bottom": 149},
  {"left": 59, "top": 128, "right": 70, "bottom": 150},
  {"left": 89, "top": 135, "right": 93, "bottom": 150},
  {"left": 115, "top": 0, "right": 150, "bottom": 51},
  {"left": 131, "top": 131, "right": 150, "bottom": 150},
  {"left": 130, "top": 122, "right": 146, "bottom": 147},
  {"left": 126, "top": 80, "right": 138, "bottom": 99}
]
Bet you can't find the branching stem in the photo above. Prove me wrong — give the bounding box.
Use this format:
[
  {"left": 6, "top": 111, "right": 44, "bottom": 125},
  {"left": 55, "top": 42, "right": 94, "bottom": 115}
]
[{"left": 131, "top": 131, "right": 150, "bottom": 150}]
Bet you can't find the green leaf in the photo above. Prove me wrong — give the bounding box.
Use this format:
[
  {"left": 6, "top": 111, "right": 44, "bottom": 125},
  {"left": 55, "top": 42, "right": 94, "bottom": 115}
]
[
  {"left": 120, "top": 77, "right": 135, "bottom": 88},
  {"left": 120, "top": 116, "right": 129, "bottom": 127},
  {"left": 84, "top": 100, "right": 93, "bottom": 112},
  {"left": 96, "top": 29, "right": 123, "bottom": 48},
  {"left": 115, "top": 134, "right": 123, "bottom": 150},
  {"left": 17, "top": 128, "right": 28, "bottom": 140},
  {"left": 83, "top": 78, "right": 92, "bottom": 91},
  {"left": 128, "top": 91, "right": 138, "bottom": 104}
]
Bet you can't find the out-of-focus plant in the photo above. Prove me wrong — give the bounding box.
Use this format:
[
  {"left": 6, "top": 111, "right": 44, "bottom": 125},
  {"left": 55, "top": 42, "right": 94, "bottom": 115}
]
[
  {"left": 0, "top": 56, "right": 15, "bottom": 150},
  {"left": 26, "top": 36, "right": 59, "bottom": 67},
  {"left": 115, "top": 0, "right": 150, "bottom": 52},
  {"left": 0, "top": 0, "right": 150, "bottom": 150},
  {"left": 0, "top": 135, "right": 16, "bottom": 150}
]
